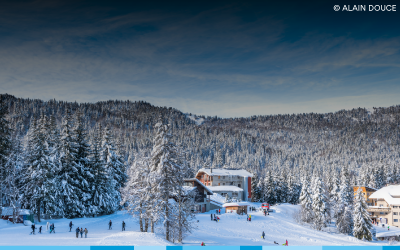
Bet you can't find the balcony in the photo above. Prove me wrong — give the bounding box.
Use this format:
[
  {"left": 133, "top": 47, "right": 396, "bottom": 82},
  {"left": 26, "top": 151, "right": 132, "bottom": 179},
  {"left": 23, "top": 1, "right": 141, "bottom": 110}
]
[{"left": 367, "top": 206, "right": 391, "bottom": 213}]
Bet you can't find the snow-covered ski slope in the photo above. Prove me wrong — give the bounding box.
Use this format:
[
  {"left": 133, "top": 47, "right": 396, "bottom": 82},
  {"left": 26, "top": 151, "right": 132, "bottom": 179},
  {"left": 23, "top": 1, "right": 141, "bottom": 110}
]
[{"left": 0, "top": 204, "right": 399, "bottom": 246}]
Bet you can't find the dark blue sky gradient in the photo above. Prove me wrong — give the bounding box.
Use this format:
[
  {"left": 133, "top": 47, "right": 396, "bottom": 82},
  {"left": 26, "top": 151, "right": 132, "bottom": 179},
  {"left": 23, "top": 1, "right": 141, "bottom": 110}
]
[{"left": 0, "top": 0, "right": 399, "bottom": 117}]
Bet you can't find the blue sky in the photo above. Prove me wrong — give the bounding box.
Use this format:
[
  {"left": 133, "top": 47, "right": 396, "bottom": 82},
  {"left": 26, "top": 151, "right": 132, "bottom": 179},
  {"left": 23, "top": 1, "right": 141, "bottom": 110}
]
[{"left": 0, "top": 0, "right": 399, "bottom": 117}]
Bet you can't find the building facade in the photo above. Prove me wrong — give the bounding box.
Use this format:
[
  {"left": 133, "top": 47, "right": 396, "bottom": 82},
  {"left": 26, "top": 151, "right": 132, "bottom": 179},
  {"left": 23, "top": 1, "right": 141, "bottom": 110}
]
[
  {"left": 367, "top": 185, "right": 400, "bottom": 227},
  {"left": 183, "top": 178, "right": 213, "bottom": 213},
  {"left": 353, "top": 186, "right": 377, "bottom": 206},
  {"left": 195, "top": 168, "right": 253, "bottom": 201}
]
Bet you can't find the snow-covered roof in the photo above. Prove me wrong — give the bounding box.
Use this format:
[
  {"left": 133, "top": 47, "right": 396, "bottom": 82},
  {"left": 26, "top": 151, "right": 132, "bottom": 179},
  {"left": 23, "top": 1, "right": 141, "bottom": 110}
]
[
  {"left": 222, "top": 202, "right": 252, "bottom": 207},
  {"left": 369, "top": 185, "right": 400, "bottom": 205},
  {"left": 184, "top": 178, "right": 213, "bottom": 195},
  {"left": 183, "top": 186, "right": 196, "bottom": 193},
  {"left": 197, "top": 168, "right": 253, "bottom": 177},
  {"left": 207, "top": 186, "right": 243, "bottom": 192}
]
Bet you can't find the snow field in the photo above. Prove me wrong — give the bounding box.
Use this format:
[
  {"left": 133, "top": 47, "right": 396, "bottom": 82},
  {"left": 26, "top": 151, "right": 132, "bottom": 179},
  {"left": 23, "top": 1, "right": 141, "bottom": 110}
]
[{"left": 1, "top": 204, "right": 400, "bottom": 246}]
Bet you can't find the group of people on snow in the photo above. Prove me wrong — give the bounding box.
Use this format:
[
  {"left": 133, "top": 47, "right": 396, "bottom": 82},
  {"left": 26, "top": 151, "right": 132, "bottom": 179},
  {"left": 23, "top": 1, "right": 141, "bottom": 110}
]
[
  {"left": 211, "top": 214, "right": 220, "bottom": 222},
  {"left": 75, "top": 226, "right": 88, "bottom": 238},
  {"left": 30, "top": 223, "right": 54, "bottom": 235}
]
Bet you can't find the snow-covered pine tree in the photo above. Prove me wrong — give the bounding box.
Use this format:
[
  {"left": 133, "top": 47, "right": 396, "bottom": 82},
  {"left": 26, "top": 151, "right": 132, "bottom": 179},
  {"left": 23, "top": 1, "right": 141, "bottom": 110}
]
[
  {"left": 58, "top": 110, "right": 86, "bottom": 218},
  {"left": 299, "top": 175, "right": 313, "bottom": 223},
  {"left": 336, "top": 166, "right": 354, "bottom": 234},
  {"left": 21, "top": 115, "right": 55, "bottom": 222},
  {"left": 122, "top": 152, "right": 154, "bottom": 232},
  {"left": 90, "top": 123, "right": 112, "bottom": 215},
  {"left": 0, "top": 96, "right": 12, "bottom": 216},
  {"left": 264, "top": 171, "right": 275, "bottom": 204},
  {"left": 73, "top": 112, "right": 93, "bottom": 215},
  {"left": 102, "top": 125, "right": 127, "bottom": 212},
  {"left": 352, "top": 187, "right": 373, "bottom": 241},
  {"left": 251, "top": 172, "right": 260, "bottom": 202},
  {"left": 256, "top": 178, "right": 265, "bottom": 202},
  {"left": 312, "top": 176, "right": 328, "bottom": 230},
  {"left": 149, "top": 119, "right": 188, "bottom": 241}
]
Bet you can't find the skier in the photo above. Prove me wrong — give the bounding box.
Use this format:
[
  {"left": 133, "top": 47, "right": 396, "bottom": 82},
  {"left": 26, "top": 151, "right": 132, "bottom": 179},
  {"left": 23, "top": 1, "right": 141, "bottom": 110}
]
[
  {"left": 211, "top": 214, "right": 213, "bottom": 221},
  {"left": 31, "top": 224, "right": 36, "bottom": 235},
  {"left": 39, "top": 226, "right": 42, "bottom": 234},
  {"left": 122, "top": 221, "right": 126, "bottom": 231},
  {"left": 51, "top": 223, "right": 55, "bottom": 233},
  {"left": 262, "top": 231, "right": 265, "bottom": 239},
  {"left": 80, "top": 228, "right": 84, "bottom": 238},
  {"left": 49, "top": 224, "right": 53, "bottom": 233},
  {"left": 285, "top": 239, "right": 288, "bottom": 246},
  {"left": 84, "top": 228, "right": 88, "bottom": 238},
  {"left": 274, "top": 241, "right": 279, "bottom": 245},
  {"left": 249, "top": 214, "right": 252, "bottom": 222},
  {"left": 201, "top": 242, "right": 205, "bottom": 246},
  {"left": 219, "top": 209, "right": 221, "bottom": 214},
  {"left": 76, "top": 227, "right": 80, "bottom": 238},
  {"left": 69, "top": 221, "right": 73, "bottom": 232},
  {"left": 109, "top": 220, "right": 112, "bottom": 230}
]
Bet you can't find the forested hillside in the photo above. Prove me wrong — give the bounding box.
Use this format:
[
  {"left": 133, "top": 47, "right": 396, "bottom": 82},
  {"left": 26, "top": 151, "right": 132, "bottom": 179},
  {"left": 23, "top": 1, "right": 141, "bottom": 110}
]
[{"left": 1, "top": 93, "right": 400, "bottom": 208}]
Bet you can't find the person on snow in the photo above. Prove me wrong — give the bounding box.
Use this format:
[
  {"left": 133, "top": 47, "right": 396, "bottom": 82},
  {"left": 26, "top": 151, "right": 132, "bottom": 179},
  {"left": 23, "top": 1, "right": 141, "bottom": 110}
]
[
  {"left": 286, "top": 240, "right": 288, "bottom": 246},
  {"left": 80, "top": 228, "right": 84, "bottom": 238},
  {"left": 219, "top": 209, "right": 221, "bottom": 214},
  {"left": 388, "top": 226, "right": 390, "bottom": 231},
  {"left": 51, "top": 223, "right": 55, "bottom": 233},
  {"left": 249, "top": 214, "right": 252, "bottom": 222},
  {"left": 109, "top": 220, "right": 112, "bottom": 230},
  {"left": 274, "top": 241, "right": 279, "bottom": 245},
  {"left": 84, "top": 228, "right": 88, "bottom": 238},
  {"left": 31, "top": 224, "right": 36, "bottom": 235},
  {"left": 262, "top": 231, "right": 265, "bottom": 239},
  {"left": 39, "top": 226, "right": 42, "bottom": 234},
  {"left": 211, "top": 214, "right": 213, "bottom": 221},
  {"left": 122, "top": 221, "right": 126, "bottom": 231},
  {"left": 76, "top": 227, "right": 80, "bottom": 238},
  {"left": 69, "top": 221, "right": 73, "bottom": 232},
  {"left": 46, "top": 222, "right": 50, "bottom": 231},
  {"left": 201, "top": 242, "right": 205, "bottom": 246},
  {"left": 247, "top": 215, "right": 249, "bottom": 221}
]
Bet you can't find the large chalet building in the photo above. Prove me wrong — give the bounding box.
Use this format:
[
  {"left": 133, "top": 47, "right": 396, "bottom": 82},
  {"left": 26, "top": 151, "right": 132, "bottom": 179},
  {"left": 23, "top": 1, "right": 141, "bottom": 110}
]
[{"left": 195, "top": 168, "right": 253, "bottom": 201}]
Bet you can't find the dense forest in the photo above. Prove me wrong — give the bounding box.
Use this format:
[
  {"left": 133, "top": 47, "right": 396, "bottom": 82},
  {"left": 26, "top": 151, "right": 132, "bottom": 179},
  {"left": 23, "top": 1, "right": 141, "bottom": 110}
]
[{"left": 1, "top": 93, "right": 400, "bottom": 213}]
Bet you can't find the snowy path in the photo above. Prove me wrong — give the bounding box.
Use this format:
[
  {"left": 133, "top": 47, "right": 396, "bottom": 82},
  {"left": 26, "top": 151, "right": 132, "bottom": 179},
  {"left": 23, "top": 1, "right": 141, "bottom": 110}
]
[{"left": 1, "top": 204, "right": 399, "bottom": 246}]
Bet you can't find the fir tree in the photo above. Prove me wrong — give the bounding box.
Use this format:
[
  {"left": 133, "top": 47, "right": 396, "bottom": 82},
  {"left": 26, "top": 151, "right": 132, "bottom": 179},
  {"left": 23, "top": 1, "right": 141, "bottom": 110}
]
[{"left": 352, "top": 188, "right": 373, "bottom": 241}]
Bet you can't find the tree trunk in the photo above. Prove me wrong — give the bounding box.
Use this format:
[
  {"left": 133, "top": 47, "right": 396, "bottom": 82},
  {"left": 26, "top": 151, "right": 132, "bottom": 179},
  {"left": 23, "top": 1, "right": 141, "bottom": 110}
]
[
  {"left": 37, "top": 200, "right": 41, "bottom": 222},
  {"left": 151, "top": 220, "right": 154, "bottom": 233},
  {"left": 139, "top": 206, "right": 143, "bottom": 232},
  {"left": 144, "top": 218, "right": 149, "bottom": 232},
  {"left": 165, "top": 202, "right": 169, "bottom": 241}
]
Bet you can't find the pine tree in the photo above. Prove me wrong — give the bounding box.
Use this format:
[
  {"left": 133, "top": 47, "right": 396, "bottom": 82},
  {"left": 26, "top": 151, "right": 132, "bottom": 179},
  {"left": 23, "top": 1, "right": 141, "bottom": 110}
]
[
  {"left": 299, "top": 176, "right": 313, "bottom": 223},
  {"left": 312, "top": 176, "right": 328, "bottom": 230},
  {"left": 21, "top": 115, "right": 55, "bottom": 222},
  {"left": 251, "top": 173, "right": 260, "bottom": 202},
  {"left": 352, "top": 188, "right": 373, "bottom": 241},
  {"left": 58, "top": 111, "right": 85, "bottom": 218},
  {"left": 264, "top": 171, "right": 275, "bottom": 204},
  {"left": 149, "top": 119, "right": 187, "bottom": 241},
  {"left": 0, "top": 96, "right": 12, "bottom": 216},
  {"left": 336, "top": 166, "right": 354, "bottom": 234}
]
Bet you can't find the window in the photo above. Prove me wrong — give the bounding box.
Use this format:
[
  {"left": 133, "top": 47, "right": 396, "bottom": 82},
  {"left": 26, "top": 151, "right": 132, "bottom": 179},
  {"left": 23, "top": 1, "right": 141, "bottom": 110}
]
[
  {"left": 230, "top": 182, "right": 233, "bottom": 185},
  {"left": 395, "top": 219, "right": 398, "bottom": 222},
  {"left": 218, "top": 183, "right": 220, "bottom": 186},
  {"left": 394, "top": 212, "right": 398, "bottom": 215},
  {"left": 223, "top": 176, "right": 225, "bottom": 179},
  {"left": 238, "top": 184, "right": 241, "bottom": 188},
  {"left": 380, "top": 204, "right": 384, "bottom": 207},
  {"left": 223, "top": 183, "right": 225, "bottom": 185},
  {"left": 394, "top": 206, "right": 399, "bottom": 208},
  {"left": 218, "top": 176, "right": 220, "bottom": 179}
]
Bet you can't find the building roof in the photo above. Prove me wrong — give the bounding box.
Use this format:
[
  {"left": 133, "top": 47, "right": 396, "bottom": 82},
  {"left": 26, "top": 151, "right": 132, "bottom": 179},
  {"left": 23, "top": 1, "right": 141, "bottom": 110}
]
[
  {"left": 197, "top": 168, "right": 253, "bottom": 177},
  {"left": 222, "top": 202, "right": 252, "bottom": 207},
  {"left": 1, "top": 207, "right": 31, "bottom": 216},
  {"left": 184, "top": 178, "right": 213, "bottom": 195},
  {"left": 353, "top": 186, "right": 377, "bottom": 192},
  {"left": 369, "top": 185, "right": 400, "bottom": 205},
  {"left": 207, "top": 185, "right": 244, "bottom": 192}
]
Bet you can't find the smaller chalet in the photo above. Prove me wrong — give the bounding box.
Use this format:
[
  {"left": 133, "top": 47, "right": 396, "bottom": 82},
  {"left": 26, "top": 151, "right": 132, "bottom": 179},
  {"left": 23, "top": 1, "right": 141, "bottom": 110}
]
[
  {"left": 223, "top": 202, "right": 251, "bottom": 214},
  {"left": 183, "top": 178, "right": 213, "bottom": 213}
]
